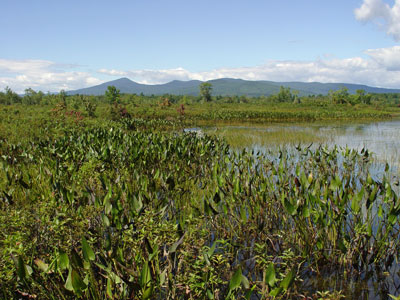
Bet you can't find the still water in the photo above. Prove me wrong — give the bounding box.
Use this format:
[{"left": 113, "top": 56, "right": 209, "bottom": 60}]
[
  {"left": 205, "top": 119, "right": 400, "bottom": 174},
  {"left": 203, "top": 119, "right": 400, "bottom": 299}
]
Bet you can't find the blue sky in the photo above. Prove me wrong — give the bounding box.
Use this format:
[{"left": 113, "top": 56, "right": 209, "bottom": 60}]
[{"left": 1, "top": 0, "right": 400, "bottom": 92}]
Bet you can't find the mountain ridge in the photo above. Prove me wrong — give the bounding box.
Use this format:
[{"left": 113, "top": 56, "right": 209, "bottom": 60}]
[{"left": 67, "top": 77, "right": 400, "bottom": 96}]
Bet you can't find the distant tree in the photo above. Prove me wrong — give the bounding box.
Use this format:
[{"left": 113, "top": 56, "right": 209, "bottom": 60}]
[
  {"left": 105, "top": 85, "right": 120, "bottom": 104},
  {"left": 199, "top": 82, "right": 212, "bottom": 102},
  {"left": 23, "top": 88, "right": 43, "bottom": 105},
  {"left": 329, "top": 87, "right": 349, "bottom": 104},
  {"left": 59, "top": 90, "right": 67, "bottom": 107},
  {"left": 355, "top": 89, "right": 371, "bottom": 105},
  {"left": 240, "top": 95, "right": 249, "bottom": 103},
  {"left": 276, "top": 86, "right": 295, "bottom": 102},
  {"left": 4, "top": 87, "right": 21, "bottom": 104}
]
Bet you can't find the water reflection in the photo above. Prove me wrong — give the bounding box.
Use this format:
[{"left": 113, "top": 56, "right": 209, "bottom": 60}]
[{"left": 205, "top": 120, "right": 400, "bottom": 173}]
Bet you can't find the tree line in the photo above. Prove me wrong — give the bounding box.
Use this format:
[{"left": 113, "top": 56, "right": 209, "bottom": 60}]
[{"left": 1, "top": 83, "right": 399, "bottom": 107}]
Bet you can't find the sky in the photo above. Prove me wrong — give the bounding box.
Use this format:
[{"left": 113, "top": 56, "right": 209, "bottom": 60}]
[{"left": 1, "top": 0, "right": 400, "bottom": 93}]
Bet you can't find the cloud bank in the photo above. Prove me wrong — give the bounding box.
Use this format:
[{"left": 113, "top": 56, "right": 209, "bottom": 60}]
[
  {"left": 1, "top": 46, "right": 400, "bottom": 93},
  {"left": 0, "top": 59, "right": 103, "bottom": 93},
  {"left": 96, "top": 46, "right": 400, "bottom": 89},
  {"left": 355, "top": 0, "right": 400, "bottom": 41}
]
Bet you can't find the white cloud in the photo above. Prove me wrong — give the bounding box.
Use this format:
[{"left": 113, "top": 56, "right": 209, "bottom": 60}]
[
  {"left": 355, "top": 0, "right": 400, "bottom": 41},
  {"left": 97, "top": 69, "right": 128, "bottom": 77},
  {"left": 98, "top": 67, "right": 201, "bottom": 84},
  {"left": 365, "top": 45, "right": 400, "bottom": 70},
  {"left": 2, "top": 46, "right": 400, "bottom": 93},
  {"left": 0, "top": 59, "right": 103, "bottom": 93},
  {"left": 95, "top": 48, "right": 400, "bottom": 89}
]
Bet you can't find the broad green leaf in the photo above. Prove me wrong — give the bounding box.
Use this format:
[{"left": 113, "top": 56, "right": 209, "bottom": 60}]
[
  {"left": 269, "top": 287, "right": 283, "bottom": 297},
  {"left": 106, "top": 277, "right": 112, "bottom": 298},
  {"left": 17, "top": 256, "right": 26, "bottom": 280},
  {"left": 159, "top": 269, "right": 166, "bottom": 286},
  {"left": 65, "top": 268, "right": 73, "bottom": 291},
  {"left": 228, "top": 267, "right": 242, "bottom": 292},
  {"left": 351, "top": 187, "right": 364, "bottom": 214},
  {"left": 280, "top": 270, "right": 295, "bottom": 290},
  {"left": 101, "top": 214, "right": 110, "bottom": 227},
  {"left": 34, "top": 258, "right": 49, "bottom": 272},
  {"left": 142, "top": 286, "right": 153, "bottom": 300},
  {"left": 265, "top": 263, "right": 276, "bottom": 287},
  {"left": 378, "top": 205, "right": 383, "bottom": 218},
  {"left": 71, "top": 269, "right": 87, "bottom": 295},
  {"left": 283, "top": 197, "right": 296, "bottom": 215},
  {"left": 207, "top": 241, "right": 217, "bottom": 257},
  {"left": 58, "top": 252, "right": 69, "bottom": 270},
  {"left": 241, "top": 274, "right": 250, "bottom": 289},
  {"left": 140, "top": 262, "right": 151, "bottom": 288},
  {"left": 169, "top": 233, "right": 185, "bottom": 254},
  {"left": 81, "top": 237, "right": 95, "bottom": 261}
]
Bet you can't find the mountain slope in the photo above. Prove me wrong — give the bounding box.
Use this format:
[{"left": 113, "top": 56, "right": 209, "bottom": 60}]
[{"left": 67, "top": 77, "right": 400, "bottom": 96}]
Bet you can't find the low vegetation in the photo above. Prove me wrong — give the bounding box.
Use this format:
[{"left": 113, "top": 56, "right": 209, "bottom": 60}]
[{"left": 0, "top": 86, "right": 400, "bottom": 299}]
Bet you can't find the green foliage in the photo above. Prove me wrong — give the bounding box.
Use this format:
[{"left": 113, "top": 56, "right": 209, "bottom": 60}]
[
  {"left": 83, "top": 96, "right": 97, "bottom": 117},
  {"left": 0, "top": 102, "right": 399, "bottom": 299},
  {"left": 200, "top": 82, "right": 213, "bottom": 102},
  {"left": 105, "top": 85, "right": 120, "bottom": 104}
]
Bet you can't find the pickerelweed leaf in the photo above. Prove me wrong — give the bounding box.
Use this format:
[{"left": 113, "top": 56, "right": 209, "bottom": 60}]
[
  {"left": 280, "top": 270, "right": 295, "bottom": 290},
  {"left": 65, "top": 268, "right": 73, "bottom": 291},
  {"left": 34, "top": 258, "right": 49, "bottom": 272},
  {"left": 241, "top": 274, "right": 250, "bottom": 289},
  {"left": 81, "top": 237, "right": 95, "bottom": 261},
  {"left": 265, "top": 263, "right": 277, "bottom": 287},
  {"left": 169, "top": 233, "right": 185, "bottom": 254},
  {"left": 71, "top": 269, "right": 87, "bottom": 295},
  {"left": 58, "top": 252, "right": 69, "bottom": 270},
  {"left": 71, "top": 249, "right": 83, "bottom": 268},
  {"left": 142, "top": 285, "right": 153, "bottom": 300},
  {"left": 16, "top": 255, "right": 26, "bottom": 280},
  {"left": 228, "top": 267, "right": 242, "bottom": 292},
  {"left": 140, "top": 261, "right": 151, "bottom": 288}
]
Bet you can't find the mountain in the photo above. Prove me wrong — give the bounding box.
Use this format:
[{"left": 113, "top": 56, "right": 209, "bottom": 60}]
[{"left": 67, "top": 77, "right": 400, "bottom": 96}]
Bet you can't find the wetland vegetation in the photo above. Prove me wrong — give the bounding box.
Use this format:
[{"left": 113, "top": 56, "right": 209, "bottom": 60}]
[{"left": 1, "top": 86, "right": 400, "bottom": 299}]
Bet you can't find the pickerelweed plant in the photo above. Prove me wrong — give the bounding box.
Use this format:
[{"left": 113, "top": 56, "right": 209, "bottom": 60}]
[{"left": 1, "top": 121, "right": 400, "bottom": 299}]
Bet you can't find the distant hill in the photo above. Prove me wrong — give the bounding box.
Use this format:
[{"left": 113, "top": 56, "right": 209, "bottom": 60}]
[{"left": 67, "top": 77, "right": 400, "bottom": 96}]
